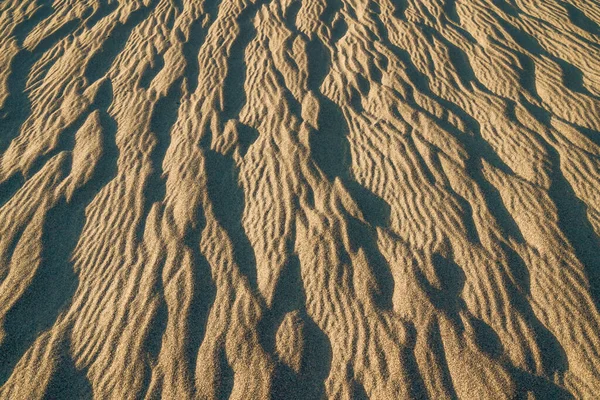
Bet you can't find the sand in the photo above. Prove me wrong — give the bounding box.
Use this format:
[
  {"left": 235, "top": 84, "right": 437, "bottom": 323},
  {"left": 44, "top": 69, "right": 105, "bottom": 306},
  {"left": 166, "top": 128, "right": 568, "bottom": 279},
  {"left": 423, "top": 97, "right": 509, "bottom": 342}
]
[{"left": 0, "top": 0, "right": 599, "bottom": 398}]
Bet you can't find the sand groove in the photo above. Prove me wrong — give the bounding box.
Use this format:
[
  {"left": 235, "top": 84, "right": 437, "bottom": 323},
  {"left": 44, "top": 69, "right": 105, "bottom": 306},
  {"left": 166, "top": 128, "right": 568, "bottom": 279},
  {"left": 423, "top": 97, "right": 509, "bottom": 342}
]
[{"left": 1, "top": 0, "right": 600, "bottom": 398}]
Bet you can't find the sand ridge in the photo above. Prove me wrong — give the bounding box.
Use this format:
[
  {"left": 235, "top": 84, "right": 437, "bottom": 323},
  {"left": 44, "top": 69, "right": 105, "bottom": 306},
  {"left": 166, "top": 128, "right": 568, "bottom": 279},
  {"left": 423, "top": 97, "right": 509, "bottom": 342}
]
[{"left": 0, "top": 0, "right": 600, "bottom": 398}]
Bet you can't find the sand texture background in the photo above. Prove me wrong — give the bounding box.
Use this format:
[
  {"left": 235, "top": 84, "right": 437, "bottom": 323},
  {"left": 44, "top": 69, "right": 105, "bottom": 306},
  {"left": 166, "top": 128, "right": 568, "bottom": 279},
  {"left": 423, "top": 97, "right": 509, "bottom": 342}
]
[{"left": 1, "top": 0, "right": 600, "bottom": 398}]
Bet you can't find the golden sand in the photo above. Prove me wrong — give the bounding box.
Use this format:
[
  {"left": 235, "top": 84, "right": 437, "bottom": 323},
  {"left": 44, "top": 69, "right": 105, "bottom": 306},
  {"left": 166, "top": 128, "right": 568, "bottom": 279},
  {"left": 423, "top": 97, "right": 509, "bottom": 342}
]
[{"left": 1, "top": 0, "right": 600, "bottom": 398}]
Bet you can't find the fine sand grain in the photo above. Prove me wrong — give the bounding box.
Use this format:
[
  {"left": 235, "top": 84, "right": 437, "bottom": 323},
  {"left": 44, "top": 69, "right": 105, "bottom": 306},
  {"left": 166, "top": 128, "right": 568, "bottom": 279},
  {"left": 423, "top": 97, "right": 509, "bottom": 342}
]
[{"left": 1, "top": 0, "right": 600, "bottom": 398}]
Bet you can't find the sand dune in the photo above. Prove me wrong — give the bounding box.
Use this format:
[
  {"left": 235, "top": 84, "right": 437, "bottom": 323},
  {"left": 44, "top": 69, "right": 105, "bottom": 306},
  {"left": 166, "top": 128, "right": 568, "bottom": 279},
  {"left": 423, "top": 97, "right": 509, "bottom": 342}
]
[{"left": 0, "top": 0, "right": 599, "bottom": 398}]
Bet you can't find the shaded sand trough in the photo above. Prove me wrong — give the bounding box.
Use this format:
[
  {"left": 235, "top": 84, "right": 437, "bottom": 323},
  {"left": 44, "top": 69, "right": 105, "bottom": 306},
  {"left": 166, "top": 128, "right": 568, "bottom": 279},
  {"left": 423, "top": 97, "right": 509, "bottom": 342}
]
[{"left": 1, "top": 0, "right": 600, "bottom": 398}]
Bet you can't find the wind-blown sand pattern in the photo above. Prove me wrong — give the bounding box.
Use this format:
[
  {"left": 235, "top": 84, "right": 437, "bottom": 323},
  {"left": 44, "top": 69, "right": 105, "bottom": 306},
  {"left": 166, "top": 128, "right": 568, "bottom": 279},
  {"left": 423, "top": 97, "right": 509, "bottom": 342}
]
[{"left": 0, "top": 0, "right": 600, "bottom": 398}]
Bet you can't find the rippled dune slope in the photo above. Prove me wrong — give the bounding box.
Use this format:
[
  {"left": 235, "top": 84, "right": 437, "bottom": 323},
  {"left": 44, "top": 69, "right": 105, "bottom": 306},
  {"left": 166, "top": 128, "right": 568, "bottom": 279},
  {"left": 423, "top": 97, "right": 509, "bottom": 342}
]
[{"left": 1, "top": 0, "right": 600, "bottom": 398}]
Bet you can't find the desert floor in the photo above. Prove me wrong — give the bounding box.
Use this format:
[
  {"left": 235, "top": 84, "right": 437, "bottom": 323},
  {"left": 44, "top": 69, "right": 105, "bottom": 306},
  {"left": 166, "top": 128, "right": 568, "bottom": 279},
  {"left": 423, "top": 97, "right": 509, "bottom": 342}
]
[{"left": 1, "top": 0, "right": 600, "bottom": 398}]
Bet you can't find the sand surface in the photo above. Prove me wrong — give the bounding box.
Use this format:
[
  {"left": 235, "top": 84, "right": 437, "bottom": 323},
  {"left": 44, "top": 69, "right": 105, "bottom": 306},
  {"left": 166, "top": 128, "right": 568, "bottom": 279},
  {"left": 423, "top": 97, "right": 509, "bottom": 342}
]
[{"left": 1, "top": 0, "right": 600, "bottom": 398}]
